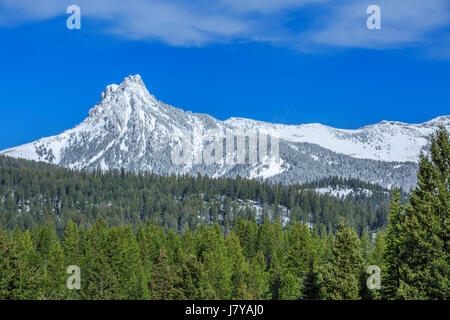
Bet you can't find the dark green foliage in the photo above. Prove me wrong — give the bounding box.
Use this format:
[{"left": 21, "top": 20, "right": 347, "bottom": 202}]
[
  {"left": 0, "top": 229, "right": 40, "bottom": 299},
  {"left": 301, "top": 260, "right": 323, "bottom": 300},
  {"left": 321, "top": 222, "right": 364, "bottom": 300},
  {"left": 382, "top": 188, "right": 404, "bottom": 299},
  {"left": 0, "top": 155, "right": 392, "bottom": 236},
  {"left": 383, "top": 127, "right": 449, "bottom": 299},
  {"left": 0, "top": 127, "right": 447, "bottom": 300},
  {"left": 0, "top": 218, "right": 335, "bottom": 300}
]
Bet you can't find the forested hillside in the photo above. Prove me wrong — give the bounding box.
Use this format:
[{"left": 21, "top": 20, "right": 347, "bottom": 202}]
[{"left": 0, "top": 155, "right": 393, "bottom": 236}]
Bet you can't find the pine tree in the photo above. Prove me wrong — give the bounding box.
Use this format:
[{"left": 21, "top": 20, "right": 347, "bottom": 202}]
[
  {"left": 150, "top": 249, "right": 181, "bottom": 299},
  {"left": 61, "top": 221, "right": 82, "bottom": 299},
  {"left": 268, "top": 251, "right": 282, "bottom": 300},
  {"left": 82, "top": 219, "right": 117, "bottom": 299},
  {"left": 371, "top": 230, "right": 386, "bottom": 268},
  {"left": 301, "top": 259, "right": 323, "bottom": 300},
  {"left": 200, "top": 224, "right": 233, "bottom": 299},
  {"left": 279, "top": 271, "right": 301, "bottom": 300},
  {"left": 174, "top": 248, "right": 214, "bottom": 299},
  {"left": 393, "top": 127, "right": 449, "bottom": 299},
  {"left": 321, "top": 222, "right": 364, "bottom": 300},
  {"left": 226, "top": 232, "right": 252, "bottom": 299},
  {"left": 383, "top": 188, "right": 404, "bottom": 299},
  {"left": 281, "top": 222, "right": 313, "bottom": 299},
  {"left": 247, "top": 251, "right": 270, "bottom": 299},
  {"left": 106, "top": 225, "right": 144, "bottom": 299},
  {"left": 284, "top": 222, "right": 313, "bottom": 279},
  {"left": 62, "top": 220, "right": 81, "bottom": 266},
  {"left": 0, "top": 229, "right": 39, "bottom": 299},
  {"left": 367, "top": 230, "right": 385, "bottom": 300},
  {"left": 42, "top": 242, "right": 67, "bottom": 299}
]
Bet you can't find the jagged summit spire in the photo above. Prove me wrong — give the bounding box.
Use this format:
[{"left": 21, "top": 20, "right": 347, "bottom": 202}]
[
  {"left": 90, "top": 74, "right": 156, "bottom": 121},
  {"left": 121, "top": 74, "right": 144, "bottom": 86},
  {"left": 100, "top": 74, "right": 149, "bottom": 100}
]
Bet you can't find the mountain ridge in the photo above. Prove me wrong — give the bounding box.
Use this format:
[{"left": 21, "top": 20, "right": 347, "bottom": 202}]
[{"left": 1, "top": 74, "right": 448, "bottom": 190}]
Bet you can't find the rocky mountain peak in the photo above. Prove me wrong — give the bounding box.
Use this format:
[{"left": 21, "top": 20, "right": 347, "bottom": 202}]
[{"left": 89, "top": 74, "right": 158, "bottom": 122}]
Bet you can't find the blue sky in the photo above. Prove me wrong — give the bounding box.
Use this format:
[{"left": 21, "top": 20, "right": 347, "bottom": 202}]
[{"left": 0, "top": 0, "right": 449, "bottom": 150}]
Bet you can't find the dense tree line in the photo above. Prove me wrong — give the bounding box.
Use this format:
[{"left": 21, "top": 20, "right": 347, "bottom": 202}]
[
  {"left": 0, "top": 216, "right": 378, "bottom": 300},
  {"left": 0, "top": 157, "right": 392, "bottom": 236}
]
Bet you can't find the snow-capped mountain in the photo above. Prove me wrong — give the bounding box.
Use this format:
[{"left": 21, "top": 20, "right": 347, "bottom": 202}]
[
  {"left": 225, "top": 115, "right": 449, "bottom": 163},
  {"left": 1, "top": 75, "right": 448, "bottom": 190}
]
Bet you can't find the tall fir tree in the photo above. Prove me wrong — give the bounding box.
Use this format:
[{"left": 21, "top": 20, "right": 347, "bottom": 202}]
[
  {"left": 368, "top": 230, "right": 385, "bottom": 300},
  {"left": 382, "top": 188, "right": 404, "bottom": 299},
  {"left": 81, "top": 218, "right": 117, "bottom": 299},
  {"left": 247, "top": 250, "right": 270, "bottom": 299},
  {"left": 301, "top": 259, "right": 323, "bottom": 300},
  {"left": 150, "top": 249, "right": 182, "bottom": 300},
  {"left": 226, "top": 232, "right": 252, "bottom": 299},
  {"left": 0, "top": 229, "right": 39, "bottom": 299},
  {"left": 281, "top": 222, "right": 313, "bottom": 299},
  {"left": 321, "top": 222, "right": 364, "bottom": 300},
  {"left": 41, "top": 242, "right": 67, "bottom": 299},
  {"left": 389, "top": 127, "right": 449, "bottom": 299}
]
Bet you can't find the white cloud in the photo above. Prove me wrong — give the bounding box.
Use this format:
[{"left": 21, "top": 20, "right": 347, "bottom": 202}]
[
  {"left": 222, "top": 0, "right": 328, "bottom": 13},
  {"left": 309, "top": 0, "right": 450, "bottom": 49},
  {"left": 0, "top": 0, "right": 449, "bottom": 54},
  {"left": 0, "top": 0, "right": 252, "bottom": 45}
]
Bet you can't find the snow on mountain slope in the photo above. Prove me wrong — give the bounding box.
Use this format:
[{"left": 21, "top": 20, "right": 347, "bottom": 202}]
[
  {"left": 1, "top": 75, "right": 227, "bottom": 172},
  {"left": 0, "top": 74, "right": 448, "bottom": 190},
  {"left": 225, "top": 115, "right": 450, "bottom": 163},
  {"left": 314, "top": 186, "right": 373, "bottom": 198}
]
